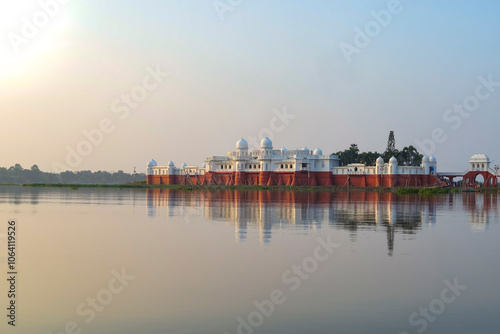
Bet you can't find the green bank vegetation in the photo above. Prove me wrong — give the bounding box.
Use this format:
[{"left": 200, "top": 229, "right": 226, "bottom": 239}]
[{"left": 20, "top": 183, "right": 498, "bottom": 195}]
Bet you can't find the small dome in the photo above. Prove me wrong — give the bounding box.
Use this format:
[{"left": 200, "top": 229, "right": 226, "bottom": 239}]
[
  {"left": 147, "top": 159, "right": 157, "bottom": 167},
  {"left": 202, "top": 163, "right": 206, "bottom": 168},
  {"left": 422, "top": 155, "right": 429, "bottom": 162},
  {"left": 181, "top": 163, "right": 187, "bottom": 168},
  {"left": 302, "top": 147, "right": 309, "bottom": 152},
  {"left": 260, "top": 137, "right": 273, "bottom": 148},
  {"left": 313, "top": 148, "right": 323, "bottom": 155},
  {"left": 168, "top": 161, "right": 175, "bottom": 166},
  {"left": 376, "top": 157, "right": 384, "bottom": 164},
  {"left": 429, "top": 156, "right": 436, "bottom": 163},
  {"left": 236, "top": 138, "right": 248, "bottom": 149},
  {"left": 469, "top": 154, "right": 490, "bottom": 163},
  {"left": 281, "top": 147, "right": 287, "bottom": 154},
  {"left": 389, "top": 156, "right": 397, "bottom": 164}
]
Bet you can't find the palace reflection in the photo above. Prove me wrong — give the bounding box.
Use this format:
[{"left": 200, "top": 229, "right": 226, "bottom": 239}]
[{"left": 147, "top": 189, "right": 499, "bottom": 253}]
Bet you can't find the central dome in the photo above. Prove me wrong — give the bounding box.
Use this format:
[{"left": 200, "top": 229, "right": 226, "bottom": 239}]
[
  {"left": 260, "top": 137, "right": 273, "bottom": 148},
  {"left": 236, "top": 138, "right": 248, "bottom": 149},
  {"left": 313, "top": 148, "right": 323, "bottom": 155}
]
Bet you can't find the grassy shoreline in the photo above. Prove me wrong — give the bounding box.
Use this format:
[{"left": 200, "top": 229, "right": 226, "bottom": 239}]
[{"left": 15, "top": 183, "right": 499, "bottom": 194}]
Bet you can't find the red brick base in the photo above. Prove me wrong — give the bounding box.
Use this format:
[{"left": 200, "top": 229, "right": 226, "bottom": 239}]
[{"left": 148, "top": 171, "right": 441, "bottom": 187}]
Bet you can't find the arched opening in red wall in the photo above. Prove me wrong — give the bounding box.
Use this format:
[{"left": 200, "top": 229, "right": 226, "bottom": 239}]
[{"left": 474, "top": 174, "right": 485, "bottom": 186}]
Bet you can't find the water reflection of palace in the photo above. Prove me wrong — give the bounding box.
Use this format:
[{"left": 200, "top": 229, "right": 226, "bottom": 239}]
[
  {"left": 461, "top": 193, "right": 500, "bottom": 230},
  {"left": 146, "top": 189, "right": 500, "bottom": 253}
]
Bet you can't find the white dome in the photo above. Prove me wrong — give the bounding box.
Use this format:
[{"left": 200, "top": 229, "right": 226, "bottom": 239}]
[
  {"left": 422, "top": 155, "right": 429, "bottom": 162},
  {"left": 313, "top": 148, "right": 323, "bottom": 155},
  {"left": 376, "top": 157, "right": 384, "bottom": 164},
  {"left": 260, "top": 137, "right": 272, "bottom": 148},
  {"left": 469, "top": 154, "right": 490, "bottom": 163},
  {"left": 168, "top": 161, "right": 175, "bottom": 166},
  {"left": 302, "top": 147, "right": 309, "bottom": 151},
  {"left": 147, "top": 159, "right": 157, "bottom": 167},
  {"left": 181, "top": 163, "right": 187, "bottom": 168},
  {"left": 236, "top": 138, "right": 248, "bottom": 149},
  {"left": 389, "top": 156, "right": 397, "bottom": 164},
  {"left": 281, "top": 147, "right": 287, "bottom": 153},
  {"left": 429, "top": 156, "right": 437, "bottom": 163}
]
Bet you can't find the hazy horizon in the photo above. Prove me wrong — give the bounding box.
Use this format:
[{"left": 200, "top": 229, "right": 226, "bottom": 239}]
[{"left": 2, "top": 1, "right": 499, "bottom": 173}]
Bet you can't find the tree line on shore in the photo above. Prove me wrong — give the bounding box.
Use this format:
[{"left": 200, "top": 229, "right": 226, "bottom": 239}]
[
  {"left": 333, "top": 131, "right": 424, "bottom": 167},
  {"left": 0, "top": 164, "right": 146, "bottom": 184}
]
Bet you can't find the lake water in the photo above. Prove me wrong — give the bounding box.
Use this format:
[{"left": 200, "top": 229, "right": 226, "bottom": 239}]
[{"left": 0, "top": 186, "right": 499, "bottom": 334}]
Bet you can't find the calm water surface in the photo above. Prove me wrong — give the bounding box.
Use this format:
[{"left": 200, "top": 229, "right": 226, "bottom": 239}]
[{"left": 0, "top": 186, "right": 499, "bottom": 334}]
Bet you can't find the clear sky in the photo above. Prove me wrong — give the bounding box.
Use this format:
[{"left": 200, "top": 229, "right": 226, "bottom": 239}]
[{"left": 1, "top": 0, "right": 499, "bottom": 172}]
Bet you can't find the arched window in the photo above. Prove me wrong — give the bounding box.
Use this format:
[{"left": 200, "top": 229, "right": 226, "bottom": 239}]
[{"left": 280, "top": 164, "right": 283, "bottom": 168}]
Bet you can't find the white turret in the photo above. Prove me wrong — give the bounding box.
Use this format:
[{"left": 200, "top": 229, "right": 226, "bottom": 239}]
[
  {"left": 429, "top": 156, "right": 437, "bottom": 174},
  {"left": 147, "top": 159, "right": 157, "bottom": 175},
  {"left": 236, "top": 138, "right": 249, "bottom": 158},
  {"left": 422, "top": 155, "right": 430, "bottom": 174},
  {"left": 260, "top": 137, "right": 273, "bottom": 171},
  {"left": 167, "top": 161, "right": 175, "bottom": 175},
  {"left": 389, "top": 156, "right": 398, "bottom": 175},
  {"left": 376, "top": 156, "right": 384, "bottom": 174},
  {"left": 469, "top": 154, "right": 490, "bottom": 171}
]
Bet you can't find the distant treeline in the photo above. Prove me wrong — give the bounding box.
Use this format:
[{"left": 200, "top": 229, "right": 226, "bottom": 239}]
[{"left": 0, "top": 164, "right": 146, "bottom": 184}]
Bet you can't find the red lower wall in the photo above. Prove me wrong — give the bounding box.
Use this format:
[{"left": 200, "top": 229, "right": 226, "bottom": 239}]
[{"left": 148, "top": 172, "right": 441, "bottom": 187}]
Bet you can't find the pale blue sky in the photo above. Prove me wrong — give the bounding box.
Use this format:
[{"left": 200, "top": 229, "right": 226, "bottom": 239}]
[{"left": 1, "top": 0, "right": 499, "bottom": 172}]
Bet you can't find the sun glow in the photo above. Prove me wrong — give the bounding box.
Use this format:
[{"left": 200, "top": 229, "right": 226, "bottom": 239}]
[{"left": 0, "top": 1, "right": 72, "bottom": 79}]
